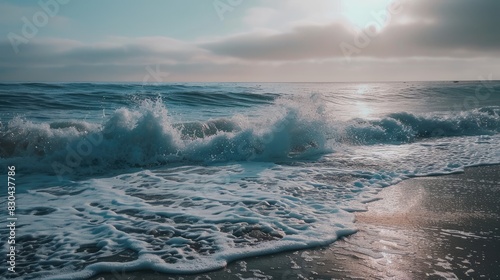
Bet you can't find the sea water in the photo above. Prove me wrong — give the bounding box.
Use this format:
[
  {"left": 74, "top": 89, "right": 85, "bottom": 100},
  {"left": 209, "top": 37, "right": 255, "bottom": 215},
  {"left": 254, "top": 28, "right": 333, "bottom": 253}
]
[{"left": 0, "top": 81, "right": 499, "bottom": 279}]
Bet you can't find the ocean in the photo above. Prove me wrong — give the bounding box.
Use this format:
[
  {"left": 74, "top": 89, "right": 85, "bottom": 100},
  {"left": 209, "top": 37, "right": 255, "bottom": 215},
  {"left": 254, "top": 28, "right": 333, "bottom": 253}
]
[{"left": 1, "top": 81, "right": 500, "bottom": 279}]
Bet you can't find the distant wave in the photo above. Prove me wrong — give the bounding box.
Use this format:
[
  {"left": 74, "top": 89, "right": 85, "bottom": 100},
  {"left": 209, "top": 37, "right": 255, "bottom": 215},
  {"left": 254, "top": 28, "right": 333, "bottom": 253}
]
[
  {"left": 341, "top": 106, "right": 500, "bottom": 144},
  {"left": 0, "top": 83, "right": 277, "bottom": 112},
  {"left": 156, "top": 90, "right": 277, "bottom": 108}
]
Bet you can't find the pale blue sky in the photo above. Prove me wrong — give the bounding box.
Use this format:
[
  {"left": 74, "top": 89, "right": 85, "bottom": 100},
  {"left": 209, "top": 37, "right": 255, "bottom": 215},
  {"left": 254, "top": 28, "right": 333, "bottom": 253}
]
[
  {"left": 1, "top": 0, "right": 499, "bottom": 82},
  {"left": 0, "top": 0, "right": 253, "bottom": 40}
]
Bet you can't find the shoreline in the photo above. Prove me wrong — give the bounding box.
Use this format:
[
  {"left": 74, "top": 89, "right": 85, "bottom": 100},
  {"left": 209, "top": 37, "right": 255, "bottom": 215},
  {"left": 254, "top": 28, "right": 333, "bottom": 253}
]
[{"left": 90, "top": 165, "right": 500, "bottom": 279}]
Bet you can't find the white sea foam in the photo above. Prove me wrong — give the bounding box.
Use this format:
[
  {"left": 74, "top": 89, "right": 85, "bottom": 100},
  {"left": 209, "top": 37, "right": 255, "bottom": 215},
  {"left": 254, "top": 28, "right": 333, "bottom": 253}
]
[{"left": 5, "top": 130, "right": 500, "bottom": 279}]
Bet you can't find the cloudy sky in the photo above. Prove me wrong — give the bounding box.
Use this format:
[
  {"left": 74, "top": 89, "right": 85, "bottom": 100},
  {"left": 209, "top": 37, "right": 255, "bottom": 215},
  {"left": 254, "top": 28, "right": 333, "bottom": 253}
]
[{"left": 1, "top": 0, "right": 499, "bottom": 82}]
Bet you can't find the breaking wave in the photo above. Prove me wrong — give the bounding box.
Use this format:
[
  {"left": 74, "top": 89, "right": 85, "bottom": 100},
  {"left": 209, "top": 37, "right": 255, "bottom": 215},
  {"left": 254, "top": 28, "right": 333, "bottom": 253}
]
[{"left": 1, "top": 96, "right": 499, "bottom": 177}]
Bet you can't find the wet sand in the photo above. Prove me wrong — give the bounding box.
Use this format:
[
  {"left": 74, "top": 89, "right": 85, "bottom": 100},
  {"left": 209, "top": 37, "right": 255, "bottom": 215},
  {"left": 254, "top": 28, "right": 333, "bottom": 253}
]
[{"left": 92, "top": 165, "right": 500, "bottom": 280}]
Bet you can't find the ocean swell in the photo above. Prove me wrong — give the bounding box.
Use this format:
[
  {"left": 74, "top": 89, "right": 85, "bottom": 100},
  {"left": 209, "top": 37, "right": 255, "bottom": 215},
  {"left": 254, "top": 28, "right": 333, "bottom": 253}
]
[
  {"left": 1, "top": 98, "right": 499, "bottom": 177},
  {"left": 0, "top": 98, "right": 330, "bottom": 176}
]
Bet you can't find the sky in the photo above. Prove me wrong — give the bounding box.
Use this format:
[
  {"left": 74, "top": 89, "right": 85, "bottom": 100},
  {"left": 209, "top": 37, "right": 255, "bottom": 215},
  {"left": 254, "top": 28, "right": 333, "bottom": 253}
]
[{"left": 0, "top": 0, "right": 499, "bottom": 82}]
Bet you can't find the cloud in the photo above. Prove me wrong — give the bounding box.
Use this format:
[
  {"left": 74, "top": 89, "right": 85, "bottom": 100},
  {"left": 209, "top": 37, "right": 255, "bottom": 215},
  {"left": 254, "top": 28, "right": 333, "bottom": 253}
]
[
  {"left": 1, "top": 36, "right": 496, "bottom": 82},
  {"left": 397, "top": 0, "right": 500, "bottom": 52},
  {"left": 0, "top": 36, "right": 240, "bottom": 81},
  {"left": 202, "top": 23, "right": 353, "bottom": 61},
  {"left": 0, "top": 0, "right": 499, "bottom": 82},
  {"left": 203, "top": 0, "right": 500, "bottom": 61},
  {"left": 0, "top": 36, "right": 213, "bottom": 67}
]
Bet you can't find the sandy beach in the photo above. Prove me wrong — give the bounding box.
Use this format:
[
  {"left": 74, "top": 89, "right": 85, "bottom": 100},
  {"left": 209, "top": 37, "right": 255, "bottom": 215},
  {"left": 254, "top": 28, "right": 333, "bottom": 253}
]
[{"left": 91, "top": 165, "right": 500, "bottom": 280}]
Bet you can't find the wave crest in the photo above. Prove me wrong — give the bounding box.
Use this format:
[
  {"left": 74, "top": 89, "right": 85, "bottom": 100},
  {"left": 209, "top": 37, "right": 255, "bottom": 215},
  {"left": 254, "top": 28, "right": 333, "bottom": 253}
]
[
  {"left": 341, "top": 106, "right": 500, "bottom": 144},
  {"left": 1, "top": 97, "right": 499, "bottom": 177},
  {"left": 0, "top": 98, "right": 330, "bottom": 176}
]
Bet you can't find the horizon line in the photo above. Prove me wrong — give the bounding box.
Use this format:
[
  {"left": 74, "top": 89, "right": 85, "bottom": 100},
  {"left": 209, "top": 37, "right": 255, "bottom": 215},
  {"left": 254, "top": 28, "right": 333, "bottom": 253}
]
[{"left": 0, "top": 79, "right": 494, "bottom": 84}]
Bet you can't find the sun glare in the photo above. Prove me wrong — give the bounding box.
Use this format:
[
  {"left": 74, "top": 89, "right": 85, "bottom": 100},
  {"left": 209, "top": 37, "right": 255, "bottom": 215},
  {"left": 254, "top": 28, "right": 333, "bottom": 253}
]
[{"left": 340, "top": 0, "right": 395, "bottom": 30}]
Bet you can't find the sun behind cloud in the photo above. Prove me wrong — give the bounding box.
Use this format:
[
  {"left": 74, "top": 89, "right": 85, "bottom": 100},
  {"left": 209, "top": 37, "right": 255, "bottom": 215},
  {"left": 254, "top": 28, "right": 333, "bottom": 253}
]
[{"left": 340, "top": 0, "right": 396, "bottom": 30}]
